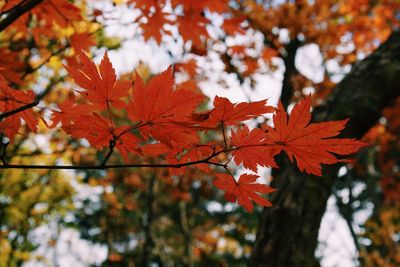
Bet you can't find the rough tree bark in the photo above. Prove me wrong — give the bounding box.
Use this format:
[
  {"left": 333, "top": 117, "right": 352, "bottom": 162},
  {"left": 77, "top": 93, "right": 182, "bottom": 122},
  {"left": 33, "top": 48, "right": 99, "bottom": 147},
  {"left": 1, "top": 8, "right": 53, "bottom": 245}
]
[{"left": 249, "top": 31, "right": 400, "bottom": 267}]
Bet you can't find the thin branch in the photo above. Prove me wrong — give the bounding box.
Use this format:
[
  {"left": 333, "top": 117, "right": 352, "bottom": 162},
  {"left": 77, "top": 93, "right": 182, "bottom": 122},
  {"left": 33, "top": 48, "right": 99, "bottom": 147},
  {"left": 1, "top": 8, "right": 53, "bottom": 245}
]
[
  {"left": 0, "top": 148, "right": 226, "bottom": 170},
  {"left": 101, "top": 122, "right": 145, "bottom": 166},
  {"left": 101, "top": 139, "right": 115, "bottom": 166},
  {"left": 221, "top": 121, "right": 228, "bottom": 148},
  {"left": 0, "top": 142, "right": 8, "bottom": 165},
  {"left": 0, "top": 142, "right": 281, "bottom": 170},
  {"left": 101, "top": 101, "right": 117, "bottom": 166},
  {"left": 22, "top": 45, "right": 69, "bottom": 78},
  {"left": 0, "top": 75, "right": 64, "bottom": 121},
  {"left": 0, "top": 100, "right": 39, "bottom": 120},
  {"left": 0, "top": 0, "right": 29, "bottom": 16},
  {"left": 0, "top": 0, "right": 44, "bottom": 32}
]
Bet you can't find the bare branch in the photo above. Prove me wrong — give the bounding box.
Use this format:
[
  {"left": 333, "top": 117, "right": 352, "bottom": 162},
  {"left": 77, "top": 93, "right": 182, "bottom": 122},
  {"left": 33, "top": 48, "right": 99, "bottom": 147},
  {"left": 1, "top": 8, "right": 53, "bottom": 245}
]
[
  {"left": 0, "top": 148, "right": 226, "bottom": 170},
  {"left": 0, "top": 0, "right": 44, "bottom": 32},
  {"left": 0, "top": 100, "right": 39, "bottom": 121}
]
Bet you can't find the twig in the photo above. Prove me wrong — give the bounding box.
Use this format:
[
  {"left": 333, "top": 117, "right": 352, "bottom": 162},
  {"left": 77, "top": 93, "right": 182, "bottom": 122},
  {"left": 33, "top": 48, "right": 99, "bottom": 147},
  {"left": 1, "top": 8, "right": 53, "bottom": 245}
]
[
  {"left": 101, "top": 139, "right": 116, "bottom": 166},
  {"left": 0, "top": 146, "right": 229, "bottom": 170},
  {"left": 221, "top": 121, "right": 228, "bottom": 148},
  {"left": 101, "top": 122, "right": 145, "bottom": 166},
  {"left": 0, "top": 0, "right": 29, "bottom": 16},
  {"left": 0, "top": 0, "right": 44, "bottom": 32},
  {"left": 0, "top": 100, "right": 39, "bottom": 120},
  {"left": 22, "top": 45, "right": 69, "bottom": 79},
  {"left": 1, "top": 141, "right": 8, "bottom": 165},
  {"left": 0, "top": 142, "right": 280, "bottom": 170}
]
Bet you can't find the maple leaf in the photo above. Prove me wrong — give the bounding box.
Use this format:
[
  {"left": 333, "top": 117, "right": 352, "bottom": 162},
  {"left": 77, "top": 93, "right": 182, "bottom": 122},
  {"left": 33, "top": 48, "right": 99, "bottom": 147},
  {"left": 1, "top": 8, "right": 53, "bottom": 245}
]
[
  {"left": 140, "top": 7, "right": 171, "bottom": 44},
  {"left": 222, "top": 17, "right": 246, "bottom": 35},
  {"left": 231, "top": 126, "right": 279, "bottom": 171},
  {"left": 64, "top": 113, "right": 139, "bottom": 162},
  {"left": 70, "top": 32, "right": 96, "bottom": 52},
  {"left": 127, "top": 67, "right": 204, "bottom": 146},
  {"left": 140, "top": 142, "right": 172, "bottom": 157},
  {"left": 167, "top": 144, "right": 215, "bottom": 176},
  {"left": 262, "top": 47, "right": 279, "bottom": 62},
  {"left": 176, "top": 11, "right": 209, "bottom": 47},
  {"left": 65, "top": 52, "right": 130, "bottom": 109},
  {"left": 113, "top": 126, "right": 142, "bottom": 163},
  {"left": 0, "top": 48, "right": 25, "bottom": 84},
  {"left": 63, "top": 113, "right": 114, "bottom": 148},
  {"left": 265, "top": 97, "right": 367, "bottom": 176},
  {"left": 197, "top": 96, "right": 274, "bottom": 127},
  {"left": 0, "top": 80, "right": 38, "bottom": 139},
  {"left": 51, "top": 93, "right": 96, "bottom": 127},
  {"left": 36, "top": 0, "right": 82, "bottom": 27},
  {"left": 213, "top": 173, "right": 276, "bottom": 212},
  {"left": 174, "top": 59, "right": 198, "bottom": 77}
]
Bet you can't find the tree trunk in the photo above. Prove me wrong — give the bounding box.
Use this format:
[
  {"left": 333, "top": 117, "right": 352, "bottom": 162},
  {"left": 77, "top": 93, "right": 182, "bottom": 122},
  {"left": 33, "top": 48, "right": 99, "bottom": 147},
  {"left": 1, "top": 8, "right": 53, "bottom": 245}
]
[{"left": 249, "top": 31, "right": 400, "bottom": 267}]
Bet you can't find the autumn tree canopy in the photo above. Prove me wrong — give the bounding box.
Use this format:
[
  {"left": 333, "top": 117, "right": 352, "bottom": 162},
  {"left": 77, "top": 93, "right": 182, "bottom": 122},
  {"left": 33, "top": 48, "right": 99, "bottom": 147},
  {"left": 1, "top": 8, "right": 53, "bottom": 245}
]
[{"left": 0, "top": 0, "right": 399, "bottom": 266}]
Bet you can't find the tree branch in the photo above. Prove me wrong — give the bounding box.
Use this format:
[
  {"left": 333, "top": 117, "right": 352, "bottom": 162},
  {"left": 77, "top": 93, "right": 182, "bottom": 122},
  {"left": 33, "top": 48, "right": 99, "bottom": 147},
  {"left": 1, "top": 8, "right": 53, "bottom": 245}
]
[
  {"left": 0, "top": 141, "right": 282, "bottom": 170},
  {"left": 0, "top": 147, "right": 227, "bottom": 169},
  {"left": 280, "top": 38, "right": 301, "bottom": 109},
  {"left": 0, "top": 0, "right": 29, "bottom": 16},
  {"left": 0, "top": 0, "right": 44, "bottom": 32},
  {"left": 0, "top": 100, "right": 39, "bottom": 121}
]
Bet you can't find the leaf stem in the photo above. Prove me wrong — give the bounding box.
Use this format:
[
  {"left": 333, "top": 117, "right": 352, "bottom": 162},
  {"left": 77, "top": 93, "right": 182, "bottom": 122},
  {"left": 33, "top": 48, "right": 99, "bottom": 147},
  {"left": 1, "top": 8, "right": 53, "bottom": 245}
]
[
  {"left": 101, "top": 121, "right": 145, "bottom": 166},
  {"left": 221, "top": 122, "right": 228, "bottom": 148}
]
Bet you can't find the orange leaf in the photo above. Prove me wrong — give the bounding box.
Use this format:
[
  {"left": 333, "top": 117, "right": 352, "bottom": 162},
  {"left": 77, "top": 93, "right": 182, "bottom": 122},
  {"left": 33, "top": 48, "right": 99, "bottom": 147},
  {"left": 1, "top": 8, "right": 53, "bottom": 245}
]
[
  {"left": 213, "top": 173, "right": 276, "bottom": 212},
  {"left": 199, "top": 96, "right": 274, "bottom": 127},
  {"left": 0, "top": 80, "right": 38, "bottom": 140},
  {"left": 231, "top": 126, "right": 279, "bottom": 171},
  {"left": 140, "top": 7, "right": 171, "bottom": 44},
  {"left": 70, "top": 32, "right": 96, "bottom": 52},
  {"left": 127, "top": 67, "right": 204, "bottom": 146},
  {"left": 65, "top": 52, "right": 130, "bottom": 109},
  {"left": 64, "top": 113, "right": 139, "bottom": 162},
  {"left": 265, "top": 97, "right": 367, "bottom": 176}
]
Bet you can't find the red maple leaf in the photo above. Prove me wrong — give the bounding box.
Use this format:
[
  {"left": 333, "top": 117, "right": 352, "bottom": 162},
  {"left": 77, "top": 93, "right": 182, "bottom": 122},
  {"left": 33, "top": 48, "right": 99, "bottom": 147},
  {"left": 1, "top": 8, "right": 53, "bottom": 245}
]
[
  {"left": 265, "top": 97, "right": 367, "bottom": 176},
  {"left": 70, "top": 32, "right": 96, "bottom": 52},
  {"left": 51, "top": 93, "right": 96, "bottom": 127},
  {"left": 65, "top": 52, "right": 130, "bottom": 109},
  {"left": 127, "top": 67, "right": 204, "bottom": 146},
  {"left": 167, "top": 144, "right": 215, "bottom": 176},
  {"left": 197, "top": 96, "right": 274, "bottom": 127},
  {"left": 213, "top": 173, "right": 276, "bottom": 212},
  {"left": 140, "top": 7, "right": 171, "bottom": 44},
  {"left": 176, "top": 11, "right": 209, "bottom": 47},
  {"left": 222, "top": 16, "right": 246, "bottom": 35},
  {"left": 0, "top": 80, "right": 38, "bottom": 139},
  {"left": 64, "top": 113, "right": 139, "bottom": 162},
  {"left": 231, "top": 125, "right": 278, "bottom": 171}
]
